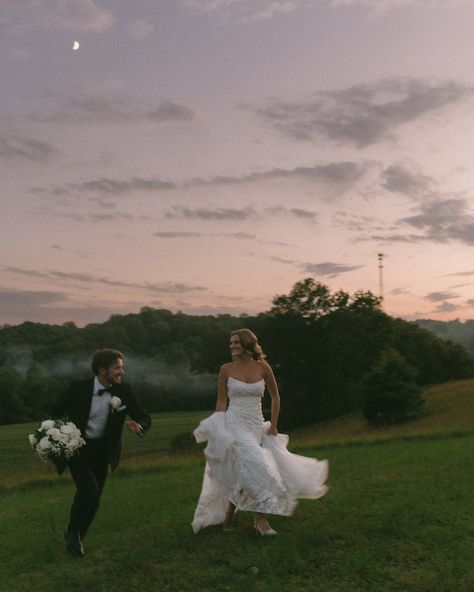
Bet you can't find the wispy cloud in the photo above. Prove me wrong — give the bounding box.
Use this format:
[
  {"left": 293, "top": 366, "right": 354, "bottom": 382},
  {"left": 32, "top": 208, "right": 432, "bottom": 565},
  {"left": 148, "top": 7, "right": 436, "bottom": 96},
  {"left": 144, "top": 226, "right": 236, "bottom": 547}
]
[
  {"left": 433, "top": 301, "right": 461, "bottom": 313},
  {"left": 446, "top": 270, "right": 474, "bottom": 277},
  {"left": 264, "top": 206, "right": 318, "bottom": 221},
  {"left": 366, "top": 196, "right": 474, "bottom": 245},
  {"left": 0, "top": 0, "right": 114, "bottom": 32},
  {"left": 45, "top": 211, "right": 135, "bottom": 223},
  {"left": 303, "top": 261, "right": 364, "bottom": 277},
  {"left": 330, "top": 0, "right": 474, "bottom": 16},
  {"left": 330, "top": 0, "right": 412, "bottom": 12},
  {"left": 3, "top": 266, "right": 207, "bottom": 294},
  {"left": 33, "top": 161, "right": 368, "bottom": 198},
  {"left": 0, "top": 287, "right": 67, "bottom": 307},
  {"left": 154, "top": 231, "right": 204, "bottom": 238},
  {"left": 332, "top": 211, "right": 384, "bottom": 233},
  {"left": 424, "top": 291, "right": 459, "bottom": 302},
  {"left": 240, "top": 2, "right": 299, "bottom": 22},
  {"left": 32, "top": 176, "right": 177, "bottom": 197},
  {"left": 33, "top": 92, "right": 195, "bottom": 126},
  {"left": 255, "top": 78, "right": 472, "bottom": 147},
  {"left": 191, "top": 161, "right": 369, "bottom": 190},
  {"left": 380, "top": 161, "right": 434, "bottom": 198},
  {"left": 163, "top": 205, "right": 319, "bottom": 223},
  {"left": 269, "top": 256, "right": 363, "bottom": 278},
  {"left": 389, "top": 287, "right": 411, "bottom": 295},
  {"left": 270, "top": 255, "right": 296, "bottom": 264},
  {"left": 154, "top": 230, "right": 256, "bottom": 239},
  {"left": 0, "top": 129, "right": 61, "bottom": 163},
  {"left": 401, "top": 198, "right": 474, "bottom": 245},
  {"left": 165, "top": 206, "right": 256, "bottom": 221},
  {"left": 179, "top": 0, "right": 301, "bottom": 22},
  {"left": 368, "top": 233, "right": 427, "bottom": 243},
  {"left": 127, "top": 19, "right": 155, "bottom": 39},
  {"left": 148, "top": 99, "right": 195, "bottom": 123}
]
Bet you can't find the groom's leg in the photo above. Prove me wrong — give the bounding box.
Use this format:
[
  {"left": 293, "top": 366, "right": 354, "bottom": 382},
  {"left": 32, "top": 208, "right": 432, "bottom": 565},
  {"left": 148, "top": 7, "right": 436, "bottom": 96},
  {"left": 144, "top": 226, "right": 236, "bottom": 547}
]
[
  {"left": 67, "top": 439, "right": 108, "bottom": 538},
  {"left": 78, "top": 440, "right": 109, "bottom": 539}
]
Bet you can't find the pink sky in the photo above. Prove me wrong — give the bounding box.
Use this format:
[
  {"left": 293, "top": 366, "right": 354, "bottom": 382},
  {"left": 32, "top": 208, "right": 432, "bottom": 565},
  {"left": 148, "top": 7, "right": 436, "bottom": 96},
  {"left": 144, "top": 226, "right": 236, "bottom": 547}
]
[{"left": 1, "top": 0, "right": 474, "bottom": 326}]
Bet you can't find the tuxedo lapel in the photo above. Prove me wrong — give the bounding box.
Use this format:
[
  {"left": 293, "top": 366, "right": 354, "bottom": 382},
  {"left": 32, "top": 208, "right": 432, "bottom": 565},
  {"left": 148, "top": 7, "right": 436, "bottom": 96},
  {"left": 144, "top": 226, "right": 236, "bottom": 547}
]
[{"left": 73, "top": 378, "right": 95, "bottom": 436}]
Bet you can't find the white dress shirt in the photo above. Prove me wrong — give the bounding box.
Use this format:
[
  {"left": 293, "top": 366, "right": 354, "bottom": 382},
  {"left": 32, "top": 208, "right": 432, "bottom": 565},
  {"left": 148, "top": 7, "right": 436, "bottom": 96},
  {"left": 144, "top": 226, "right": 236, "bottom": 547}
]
[{"left": 85, "top": 377, "right": 112, "bottom": 439}]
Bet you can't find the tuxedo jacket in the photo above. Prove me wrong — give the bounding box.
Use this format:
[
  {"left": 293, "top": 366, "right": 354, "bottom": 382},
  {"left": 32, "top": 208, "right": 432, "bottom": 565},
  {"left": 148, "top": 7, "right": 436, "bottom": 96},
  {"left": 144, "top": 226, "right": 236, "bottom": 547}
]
[{"left": 51, "top": 378, "right": 151, "bottom": 475}]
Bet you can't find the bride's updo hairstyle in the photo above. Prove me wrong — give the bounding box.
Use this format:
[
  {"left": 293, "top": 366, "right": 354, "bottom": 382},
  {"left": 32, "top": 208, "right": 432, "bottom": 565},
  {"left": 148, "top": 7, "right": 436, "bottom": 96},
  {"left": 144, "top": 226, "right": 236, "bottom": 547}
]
[{"left": 231, "top": 329, "right": 266, "bottom": 361}]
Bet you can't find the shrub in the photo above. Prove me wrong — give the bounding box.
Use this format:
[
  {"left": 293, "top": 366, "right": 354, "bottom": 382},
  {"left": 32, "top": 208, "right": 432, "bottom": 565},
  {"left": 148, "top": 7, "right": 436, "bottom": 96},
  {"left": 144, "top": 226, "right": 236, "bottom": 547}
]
[{"left": 363, "top": 349, "right": 425, "bottom": 425}]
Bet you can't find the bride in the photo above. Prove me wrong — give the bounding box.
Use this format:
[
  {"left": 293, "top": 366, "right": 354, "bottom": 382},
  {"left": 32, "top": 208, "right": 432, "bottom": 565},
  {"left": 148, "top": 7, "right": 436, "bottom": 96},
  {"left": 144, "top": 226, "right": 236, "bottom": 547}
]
[{"left": 191, "top": 329, "right": 328, "bottom": 535}]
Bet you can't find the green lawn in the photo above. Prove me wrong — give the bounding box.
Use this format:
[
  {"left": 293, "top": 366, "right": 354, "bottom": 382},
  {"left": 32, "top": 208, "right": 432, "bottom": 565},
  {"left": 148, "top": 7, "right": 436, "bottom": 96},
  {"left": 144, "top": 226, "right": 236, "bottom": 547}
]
[{"left": 1, "top": 381, "right": 474, "bottom": 591}]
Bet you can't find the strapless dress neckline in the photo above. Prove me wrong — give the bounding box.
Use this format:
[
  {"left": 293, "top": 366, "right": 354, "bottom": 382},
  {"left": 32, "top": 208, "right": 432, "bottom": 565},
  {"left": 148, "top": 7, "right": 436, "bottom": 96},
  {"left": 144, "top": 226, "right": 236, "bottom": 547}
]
[{"left": 228, "top": 376, "right": 265, "bottom": 385}]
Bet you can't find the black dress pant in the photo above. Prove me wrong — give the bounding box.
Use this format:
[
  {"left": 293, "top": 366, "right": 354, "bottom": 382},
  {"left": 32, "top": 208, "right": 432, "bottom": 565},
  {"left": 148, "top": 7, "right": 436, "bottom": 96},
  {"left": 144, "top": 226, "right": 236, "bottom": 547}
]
[{"left": 67, "top": 438, "right": 109, "bottom": 539}]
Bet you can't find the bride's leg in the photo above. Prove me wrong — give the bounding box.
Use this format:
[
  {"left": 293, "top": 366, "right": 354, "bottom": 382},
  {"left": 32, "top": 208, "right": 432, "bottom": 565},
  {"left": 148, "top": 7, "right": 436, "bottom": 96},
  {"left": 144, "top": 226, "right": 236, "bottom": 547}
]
[{"left": 223, "top": 502, "right": 236, "bottom": 531}]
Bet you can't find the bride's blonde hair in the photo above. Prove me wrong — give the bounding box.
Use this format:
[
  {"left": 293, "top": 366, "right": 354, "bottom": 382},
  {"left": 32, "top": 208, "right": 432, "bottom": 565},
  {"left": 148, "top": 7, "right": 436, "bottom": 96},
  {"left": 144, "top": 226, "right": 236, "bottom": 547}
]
[{"left": 231, "top": 329, "right": 266, "bottom": 361}]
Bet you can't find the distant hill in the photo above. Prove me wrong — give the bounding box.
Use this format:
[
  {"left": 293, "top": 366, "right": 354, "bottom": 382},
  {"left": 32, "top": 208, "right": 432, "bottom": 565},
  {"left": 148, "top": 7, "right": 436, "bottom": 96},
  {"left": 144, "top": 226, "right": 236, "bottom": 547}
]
[
  {"left": 291, "top": 378, "right": 474, "bottom": 449},
  {"left": 415, "top": 319, "right": 474, "bottom": 355}
]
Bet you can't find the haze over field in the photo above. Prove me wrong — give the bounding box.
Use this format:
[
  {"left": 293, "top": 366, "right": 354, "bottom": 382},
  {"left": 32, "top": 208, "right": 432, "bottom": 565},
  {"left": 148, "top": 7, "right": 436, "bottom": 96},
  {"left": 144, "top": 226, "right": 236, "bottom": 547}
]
[{"left": 2, "top": 0, "right": 474, "bottom": 326}]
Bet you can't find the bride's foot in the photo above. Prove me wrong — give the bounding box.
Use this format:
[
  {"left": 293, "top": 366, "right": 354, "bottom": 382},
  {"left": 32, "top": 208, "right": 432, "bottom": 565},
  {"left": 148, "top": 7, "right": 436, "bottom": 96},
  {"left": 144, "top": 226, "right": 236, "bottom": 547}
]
[{"left": 254, "top": 518, "right": 277, "bottom": 536}]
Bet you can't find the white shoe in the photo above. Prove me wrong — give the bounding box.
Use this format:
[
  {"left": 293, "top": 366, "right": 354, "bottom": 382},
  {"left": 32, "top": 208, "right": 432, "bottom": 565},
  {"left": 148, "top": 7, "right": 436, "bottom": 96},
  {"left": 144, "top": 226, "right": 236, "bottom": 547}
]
[{"left": 254, "top": 519, "right": 277, "bottom": 536}]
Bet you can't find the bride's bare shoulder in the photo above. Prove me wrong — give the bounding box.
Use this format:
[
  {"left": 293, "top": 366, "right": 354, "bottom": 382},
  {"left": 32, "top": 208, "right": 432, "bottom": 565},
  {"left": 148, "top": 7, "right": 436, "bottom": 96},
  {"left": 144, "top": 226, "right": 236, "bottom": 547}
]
[{"left": 258, "top": 359, "right": 273, "bottom": 375}]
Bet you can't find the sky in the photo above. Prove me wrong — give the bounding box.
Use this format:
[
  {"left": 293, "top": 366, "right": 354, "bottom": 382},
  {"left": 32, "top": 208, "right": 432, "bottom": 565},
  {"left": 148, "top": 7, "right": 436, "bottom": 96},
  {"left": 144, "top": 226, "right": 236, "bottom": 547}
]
[{"left": 1, "top": 0, "right": 474, "bottom": 326}]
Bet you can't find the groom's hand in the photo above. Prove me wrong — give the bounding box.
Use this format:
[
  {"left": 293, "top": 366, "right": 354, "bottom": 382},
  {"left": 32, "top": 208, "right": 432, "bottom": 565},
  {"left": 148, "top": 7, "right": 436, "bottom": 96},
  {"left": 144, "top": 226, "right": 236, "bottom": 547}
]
[{"left": 126, "top": 420, "right": 144, "bottom": 437}]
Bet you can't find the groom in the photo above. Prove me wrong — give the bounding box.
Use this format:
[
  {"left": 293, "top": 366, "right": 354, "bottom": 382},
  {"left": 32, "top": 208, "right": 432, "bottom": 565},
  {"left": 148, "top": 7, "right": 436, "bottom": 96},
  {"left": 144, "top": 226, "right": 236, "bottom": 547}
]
[{"left": 51, "top": 348, "right": 151, "bottom": 558}]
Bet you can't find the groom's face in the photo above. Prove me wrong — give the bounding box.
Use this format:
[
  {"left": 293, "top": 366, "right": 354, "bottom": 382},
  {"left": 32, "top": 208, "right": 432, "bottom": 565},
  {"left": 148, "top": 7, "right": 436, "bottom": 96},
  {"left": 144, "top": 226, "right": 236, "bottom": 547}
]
[{"left": 101, "top": 358, "right": 125, "bottom": 386}]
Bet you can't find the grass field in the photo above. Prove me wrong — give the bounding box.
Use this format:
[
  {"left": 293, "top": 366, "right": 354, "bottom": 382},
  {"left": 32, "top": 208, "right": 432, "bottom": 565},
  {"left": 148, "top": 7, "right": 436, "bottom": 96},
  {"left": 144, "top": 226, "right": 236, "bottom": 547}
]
[{"left": 1, "top": 381, "right": 474, "bottom": 591}]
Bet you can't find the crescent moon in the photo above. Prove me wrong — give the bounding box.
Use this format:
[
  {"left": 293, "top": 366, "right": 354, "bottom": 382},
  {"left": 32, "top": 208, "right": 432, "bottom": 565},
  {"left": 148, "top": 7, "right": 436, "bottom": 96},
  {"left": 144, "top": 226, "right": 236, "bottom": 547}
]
[{"left": 72, "top": 41, "right": 80, "bottom": 51}]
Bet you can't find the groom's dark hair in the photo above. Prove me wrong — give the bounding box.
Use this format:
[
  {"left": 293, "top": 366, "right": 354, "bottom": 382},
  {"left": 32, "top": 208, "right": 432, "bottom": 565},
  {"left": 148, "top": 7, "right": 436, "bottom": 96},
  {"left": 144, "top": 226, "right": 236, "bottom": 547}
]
[{"left": 91, "top": 349, "right": 124, "bottom": 375}]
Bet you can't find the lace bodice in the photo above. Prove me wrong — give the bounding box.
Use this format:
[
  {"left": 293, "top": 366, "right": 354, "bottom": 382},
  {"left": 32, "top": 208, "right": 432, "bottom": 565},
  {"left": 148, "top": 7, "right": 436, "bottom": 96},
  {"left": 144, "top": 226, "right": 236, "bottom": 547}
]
[{"left": 227, "top": 376, "right": 265, "bottom": 398}]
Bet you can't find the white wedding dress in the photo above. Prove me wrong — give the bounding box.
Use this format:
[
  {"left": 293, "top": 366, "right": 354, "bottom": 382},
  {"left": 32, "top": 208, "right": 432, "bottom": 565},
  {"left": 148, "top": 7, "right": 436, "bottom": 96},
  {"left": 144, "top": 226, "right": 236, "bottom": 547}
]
[{"left": 191, "top": 377, "right": 328, "bottom": 533}]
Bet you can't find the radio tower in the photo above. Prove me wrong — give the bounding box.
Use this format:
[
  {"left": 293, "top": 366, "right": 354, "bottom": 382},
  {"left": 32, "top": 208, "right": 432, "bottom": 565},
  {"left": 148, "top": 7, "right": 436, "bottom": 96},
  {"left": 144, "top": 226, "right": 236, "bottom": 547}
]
[{"left": 378, "top": 253, "right": 384, "bottom": 306}]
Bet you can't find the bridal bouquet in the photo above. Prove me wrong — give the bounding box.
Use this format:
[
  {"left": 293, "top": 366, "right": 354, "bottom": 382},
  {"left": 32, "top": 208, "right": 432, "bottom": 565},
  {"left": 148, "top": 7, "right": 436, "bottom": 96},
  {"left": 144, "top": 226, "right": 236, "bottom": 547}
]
[{"left": 28, "top": 418, "right": 86, "bottom": 462}]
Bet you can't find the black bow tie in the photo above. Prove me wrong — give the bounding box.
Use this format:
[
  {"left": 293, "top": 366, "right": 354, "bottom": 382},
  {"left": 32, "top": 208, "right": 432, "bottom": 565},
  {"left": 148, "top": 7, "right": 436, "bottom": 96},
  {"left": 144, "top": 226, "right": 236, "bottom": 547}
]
[{"left": 97, "top": 388, "right": 110, "bottom": 396}]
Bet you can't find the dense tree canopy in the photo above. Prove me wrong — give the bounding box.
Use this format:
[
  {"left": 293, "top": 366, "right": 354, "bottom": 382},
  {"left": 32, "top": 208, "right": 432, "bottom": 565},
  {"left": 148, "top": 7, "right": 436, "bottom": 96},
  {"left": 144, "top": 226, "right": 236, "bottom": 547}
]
[{"left": 1, "top": 279, "right": 473, "bottom": 427}]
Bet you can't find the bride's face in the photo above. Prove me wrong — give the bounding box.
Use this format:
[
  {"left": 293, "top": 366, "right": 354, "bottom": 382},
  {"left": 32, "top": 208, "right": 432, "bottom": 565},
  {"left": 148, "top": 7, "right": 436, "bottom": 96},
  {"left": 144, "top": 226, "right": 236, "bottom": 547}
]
[{"left": 230, "top": 335, "right": 245, "bottom": 359}]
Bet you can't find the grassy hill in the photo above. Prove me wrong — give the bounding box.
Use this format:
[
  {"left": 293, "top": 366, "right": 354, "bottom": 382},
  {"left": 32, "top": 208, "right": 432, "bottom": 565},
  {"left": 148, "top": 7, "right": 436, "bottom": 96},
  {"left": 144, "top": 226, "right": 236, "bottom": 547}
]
[
  {"left": 1, "top": 381, "right": 474, "bottom": 591},
  {"left": 290, "top": 379, "right": 474, "bottom": 448}
]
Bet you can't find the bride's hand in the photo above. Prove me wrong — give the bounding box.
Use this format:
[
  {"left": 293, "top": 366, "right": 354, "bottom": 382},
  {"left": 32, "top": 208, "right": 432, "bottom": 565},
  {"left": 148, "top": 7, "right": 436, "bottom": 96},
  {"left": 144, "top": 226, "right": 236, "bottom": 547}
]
[{"left": 267, "top": 425, "right": 278, "bottom": 436}]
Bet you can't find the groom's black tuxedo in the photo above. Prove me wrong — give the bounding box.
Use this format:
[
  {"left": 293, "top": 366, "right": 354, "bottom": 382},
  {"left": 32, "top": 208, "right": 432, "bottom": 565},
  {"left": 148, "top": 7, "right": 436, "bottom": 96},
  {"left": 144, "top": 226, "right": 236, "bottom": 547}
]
[
  {"left": 51, "top": 378, "right": 151, "bottom": 541},
  {"left": 51, "top": 378, "right": 151, "bottom": 474}
]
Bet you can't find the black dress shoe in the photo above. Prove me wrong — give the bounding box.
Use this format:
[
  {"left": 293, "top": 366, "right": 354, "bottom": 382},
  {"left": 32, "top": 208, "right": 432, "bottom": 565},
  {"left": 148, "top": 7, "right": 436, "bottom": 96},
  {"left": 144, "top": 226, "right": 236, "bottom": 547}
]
[{"left": 64, "top": 530, "right": 85, "bottom": 557}]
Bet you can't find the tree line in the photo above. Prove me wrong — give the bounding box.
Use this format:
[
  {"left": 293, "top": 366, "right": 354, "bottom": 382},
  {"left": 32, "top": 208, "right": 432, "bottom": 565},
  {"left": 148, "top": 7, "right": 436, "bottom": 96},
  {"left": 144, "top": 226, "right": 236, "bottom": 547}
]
[
  {"left": 416, "top": 319, "right": 474, "bottom": 356},
  {"left": 1, "top": 278, "right": 473, "bottom": 427}
]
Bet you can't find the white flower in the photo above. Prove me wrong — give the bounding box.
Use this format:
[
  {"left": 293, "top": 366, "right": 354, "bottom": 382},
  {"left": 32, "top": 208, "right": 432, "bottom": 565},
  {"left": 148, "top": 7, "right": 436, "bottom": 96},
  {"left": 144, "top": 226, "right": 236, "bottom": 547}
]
[
  {"left": 46, "top": 427, "right": 61, "bottom": 439},
  {"left": 57, "top": 432, "right": 70, "bottom": 444},
  {"left": 60, "top": 424, "right": 74, "bottom": 435},
  {"left": 110, "top": 396, "right": 122, "bottom": 411},
  {"left": 40, "top": 419, "right": 55, "bottom": 430},
  {"left": 28, "top": 433, "right": 38, "bottom": 447},
  {"left": 38, "top": 436, "right": 51, "bottom": 451}
]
